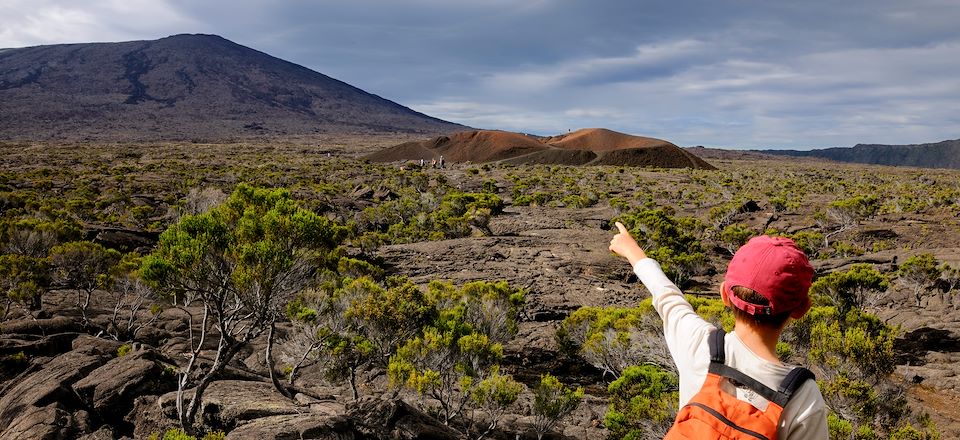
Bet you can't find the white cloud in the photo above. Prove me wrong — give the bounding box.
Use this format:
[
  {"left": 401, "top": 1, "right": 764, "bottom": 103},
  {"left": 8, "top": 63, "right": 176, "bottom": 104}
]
[
  {"left": 0, "top": 0, "right": 957, "bottom": 148},
  {"left": 482, "top": 39, "right": 709, "bottom": 92},
  {"left": 0, "top": 0, "right": 200, "bottom": 48}
]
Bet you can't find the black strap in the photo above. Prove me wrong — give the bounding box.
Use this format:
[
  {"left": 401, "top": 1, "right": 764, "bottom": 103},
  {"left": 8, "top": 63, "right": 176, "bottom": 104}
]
[
  {"left": 709, "top": 328, "right": 726, "bottom": 363},
  {"left": 778, "top": 367, "right": 815, "bottom": 399},
  {"left": 707, "top": 328, "right": 814, "bottom": 408},
  {"left": 709, "top": 363, "right": 790, "bottom": 407}
]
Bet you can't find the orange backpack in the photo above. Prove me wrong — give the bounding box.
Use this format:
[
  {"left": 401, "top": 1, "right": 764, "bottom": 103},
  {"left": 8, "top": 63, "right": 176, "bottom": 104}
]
[{"left": 664, "top": 330, "right": 814, "bottom": 440}]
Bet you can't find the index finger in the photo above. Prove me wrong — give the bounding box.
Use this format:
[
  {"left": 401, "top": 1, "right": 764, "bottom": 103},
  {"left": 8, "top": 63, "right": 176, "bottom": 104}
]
[{"left": 615, "top": 221, "right": 628, "bottom": 235}]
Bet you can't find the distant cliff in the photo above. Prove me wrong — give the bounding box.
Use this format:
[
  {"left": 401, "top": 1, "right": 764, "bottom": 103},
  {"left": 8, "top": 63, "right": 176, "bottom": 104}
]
[{"left": 760, "top": 139, "right": 960, "bottom": 169}]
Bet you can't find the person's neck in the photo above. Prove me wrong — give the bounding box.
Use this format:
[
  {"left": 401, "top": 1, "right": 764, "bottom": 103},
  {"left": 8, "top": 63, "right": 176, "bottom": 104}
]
[{"left": 733, "top": 320, "right": 783, "bottom": 364}]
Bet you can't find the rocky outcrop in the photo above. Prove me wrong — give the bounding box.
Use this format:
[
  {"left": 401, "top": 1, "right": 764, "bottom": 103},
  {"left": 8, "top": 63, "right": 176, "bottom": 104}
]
[
  {"left": 225, "top": 412, "right": 354, "bottom": 440},
  {"left": 0, "top": 403, "right": 78, "bottom": 440},
  {"left": 0, "top": 347, "right": 109, "bottom": 439},
  {"left": 72, "top": 349, "right": 176, "bottom": 424},
  {"left": 348, "top": 397, "right": 460, "bottom": 439}
]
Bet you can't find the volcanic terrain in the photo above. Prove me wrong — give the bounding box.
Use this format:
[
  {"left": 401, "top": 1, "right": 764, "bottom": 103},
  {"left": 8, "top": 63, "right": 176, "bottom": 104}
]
[
  {"left": 0, "top": 34, "right": 466, "bottom": 141},
  {"left": 366, "top": 128, "right": 716, "bottom": 169}
]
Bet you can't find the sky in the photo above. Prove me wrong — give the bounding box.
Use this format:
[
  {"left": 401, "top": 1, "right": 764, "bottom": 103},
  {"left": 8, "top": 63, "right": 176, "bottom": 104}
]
[{"left": 1, "top": 0, "right": 958, "bottom": 149}]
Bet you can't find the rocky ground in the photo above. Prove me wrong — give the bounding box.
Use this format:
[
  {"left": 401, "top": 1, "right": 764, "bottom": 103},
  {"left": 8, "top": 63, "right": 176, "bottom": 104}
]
[{"left": 3, "top": 150, "right": 960, "bottom": 438}]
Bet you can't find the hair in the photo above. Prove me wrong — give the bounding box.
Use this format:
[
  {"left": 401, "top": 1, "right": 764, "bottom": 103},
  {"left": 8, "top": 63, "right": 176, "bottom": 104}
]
[{"left": 728, "top": 285, "right": 791, "bottom": 329}]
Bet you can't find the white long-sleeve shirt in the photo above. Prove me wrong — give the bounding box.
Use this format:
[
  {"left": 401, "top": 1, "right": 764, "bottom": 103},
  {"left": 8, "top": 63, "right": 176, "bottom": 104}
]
[{"left": 633, "top": 258, "right": 829, "bottom": 440}]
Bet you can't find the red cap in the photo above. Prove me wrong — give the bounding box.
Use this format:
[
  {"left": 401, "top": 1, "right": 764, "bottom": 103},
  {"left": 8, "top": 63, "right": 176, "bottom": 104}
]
[{"left": 723, "top": 235, "right": 813, "bottom": 316}]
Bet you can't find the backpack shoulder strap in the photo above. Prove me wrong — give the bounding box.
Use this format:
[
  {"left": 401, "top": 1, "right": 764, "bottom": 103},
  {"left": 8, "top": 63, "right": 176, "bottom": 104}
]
[
  {"left": 707, "top": 328, "right": 815, "bottom": 408},
  {"left": 777, "top": 367, "right": 815, "bottom": 400},
  {"left": 709, "top": 328, "right": 726, "bottom": 364}
]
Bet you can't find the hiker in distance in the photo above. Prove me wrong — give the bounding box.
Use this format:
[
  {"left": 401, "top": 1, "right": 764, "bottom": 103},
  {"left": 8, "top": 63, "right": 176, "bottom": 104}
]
[{"left": 608, "top": 222, "right": 828, "bottom": 439}]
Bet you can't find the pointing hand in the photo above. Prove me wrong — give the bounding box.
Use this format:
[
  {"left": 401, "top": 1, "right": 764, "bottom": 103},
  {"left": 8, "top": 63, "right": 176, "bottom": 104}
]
[{"left": 609, "top": 221, "right": 647, "bottom": 266}]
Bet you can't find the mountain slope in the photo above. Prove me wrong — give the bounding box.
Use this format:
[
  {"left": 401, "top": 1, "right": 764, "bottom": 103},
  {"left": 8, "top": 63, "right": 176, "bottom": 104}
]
[
  {"left": 365, "top": 128, "right": 717, "bottom": 169},
  {"left": 760, "top": 139, "right": 960, "bottom": 169},
  {"left": 0, "top": 34, "right": 466, "bottom": 141}
]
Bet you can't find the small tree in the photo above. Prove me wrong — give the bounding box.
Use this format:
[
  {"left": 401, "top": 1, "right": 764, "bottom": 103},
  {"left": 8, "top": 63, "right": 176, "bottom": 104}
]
[
  {"left": 0, "top": 219, "right": 78, "bottom": 316},
  {"left": 468, "top": 368, "right": 523, "bottom": 440},
  {"left": 603, "top": 364, "right": 679, "bottom": 439},
  {"left": 615, "top": 208, "right": 708, "bottom": 288},
  {"left": 0, "top": 254, "right": 50, "bottom": 316},
  {"left": 788, "top": 304, "right": 909, "bottom": 435},
  {"left": 389, "top": 324, "right": 503, "bottom": 426},
  {"left": 346, "top": 276, "right": 437, "bottom": 364},
  {"left": 810, "top": 264, "right": 889, "bottom": 318},
  {"left": 939, "top": 263, "right": 960, "bottom": 307},
  {"left": 1, "top": 218, "right": 81, "bottom": 258},
  {"left": 556, "top": 305, "right": 671, "bottom": 379},
  {"left": 281, "top": 274, "right": 436, "bottom": 399},
  {"left": 50, "top": 241, "right": 121, "bottom": 325},
  {"left": 280, "top": 281, "right": 351, "bottom": 387},
  {"left": 140, "top": 184, "right": 345, "bottom": 431},
  {"left": 389, "top": 280, "right": 525, "bottom": 428},
  {"left": 898, "top": 254, "right": 942, "bottom": 307},
  {"left": 719, "top": 223, "right": 755, "bottom": 255},
  {"left": 786, "top": 230, "right": 827, "bottom": 259},
  {"left": 531, "top": 374, "right": 584, "bottom": 440},
  {"left": 826, "top": 195, "right": 880, "bottom": 232},
  {"left": 323, "top": 331, "right": 375, "bottom": 401},
  {"left": 105, "top": 253, "right": 162, "bottom": 341},
  {"left": 428, "top": 280, "right": 525, "bottom": 345}
]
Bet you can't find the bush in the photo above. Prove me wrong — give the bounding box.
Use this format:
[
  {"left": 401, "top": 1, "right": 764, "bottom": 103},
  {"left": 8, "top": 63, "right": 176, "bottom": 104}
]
[
  {"left": 0, "top": 254, "right": 50, "bottom": 312},
  {"left": 147, "top": 429, "right": 225, "bottom": 440},
  {"left": 604, "top": 364, "right": 678, "bottom": 439},
  {"left": 354, "top": 190, "right": 504, "bottom": 245},
  {"left": 827, "top": 195, "right": 880, "bottom": 230},
  {"left": 787, "top": 304, "right": 911, "bottom": 436},
  {"left": 468, "top": 367, "right": 524, "bottom": 438},
  {"left": 898, "top": 254, "right": 942, "bottom": 307},
  {"left": 556, "top": 303, "right": 671, "bottom": 379},
  {"left": 719, "top": 223, "right": 755, "bottom": 255},
  {"left": 810, "top": 264, "right": 889, "bottom": 317},
  {"left": 50, "top": 241, "right": 121, "bottom": 325},
  {"left": 615, "top": 207, "right": 707, "bottom": 288},
  {"left": 532, "top": 374, "right": 584, "bottom": 440},
  {"left": 140, "top": 184, "right": 347, "bottom": 427},
  {"left": 388, "top": 280, "right": 525, "bottom": 429}
]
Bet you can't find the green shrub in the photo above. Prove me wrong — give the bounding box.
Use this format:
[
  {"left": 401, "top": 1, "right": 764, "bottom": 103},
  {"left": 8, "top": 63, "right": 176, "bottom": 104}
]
[
  {"left": 146, "top": 429, "right": 226, "bottom": 440},
  {"left": 719, "top": 223, "right": 755, "bottom": 255},
  {"left": 898, "top": 254, "right": 942, "bottom": 307},
  {"left": 810, "top": 264, "right": 889, "bottom": 317},
  {"left": 614, "top": 207, "right": 707, "bottom": 288},
  {"left": 556, "top": 303, "right": 670, "bottom": 378},
  {"left": 604, "top": 364, "right": 678, "bottom": 439},
  {"left": 388, "top": 280, "right": 525, "bottom": 428},
  {"left": 0, "top": 254, "right": 51, "bottom": 311},
  {"left": 532, "top": 373, "right": 584, "bottom": 440}
]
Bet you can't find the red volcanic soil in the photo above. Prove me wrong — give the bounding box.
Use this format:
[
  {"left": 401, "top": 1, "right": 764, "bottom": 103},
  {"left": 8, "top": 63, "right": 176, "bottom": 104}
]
[
  {"left": 542, "top": 128, "right": 673, "bottom": 151},
  {"left": 365, "top": 130, "right": 547, "bottom": 163},
  {"left": 365, "top": 128, "right": 716, "bottom": 169}
]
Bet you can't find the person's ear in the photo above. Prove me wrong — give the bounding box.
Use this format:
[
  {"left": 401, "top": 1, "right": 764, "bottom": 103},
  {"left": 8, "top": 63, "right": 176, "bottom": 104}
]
[
  {"left": 790, "top": 297, "right": 812, "bottom": 319},
  {"left": 720, "top": 282, "right": 731, "bottom": 307}
]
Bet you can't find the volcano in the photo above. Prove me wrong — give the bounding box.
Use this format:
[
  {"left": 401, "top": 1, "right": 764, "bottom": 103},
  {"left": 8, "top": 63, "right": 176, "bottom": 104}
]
[
  {"left": 365, "top": 128, "right": 716, "bottom": 169},
  {"left": 0, "top": 34, "right": 466, "bottom": 141}
]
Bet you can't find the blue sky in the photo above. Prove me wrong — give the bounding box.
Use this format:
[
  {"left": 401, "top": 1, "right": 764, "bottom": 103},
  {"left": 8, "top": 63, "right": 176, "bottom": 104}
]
[{"left": 1, "top": 0, "right": 958, "bottom": 149}]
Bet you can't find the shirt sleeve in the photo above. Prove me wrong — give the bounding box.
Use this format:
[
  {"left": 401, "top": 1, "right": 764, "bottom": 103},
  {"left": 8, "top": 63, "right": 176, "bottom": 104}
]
[
  {"left": 782, "top": 382, "right": 830, "bottom": 440},
  {"left": 633, "top": 258, "right": 714, "bottom": 377}
]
